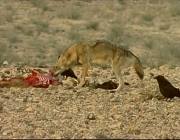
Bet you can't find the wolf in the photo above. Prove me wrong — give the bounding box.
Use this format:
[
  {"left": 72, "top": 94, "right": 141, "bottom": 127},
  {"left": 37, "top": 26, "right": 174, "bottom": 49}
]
[{"left": 53, "top": 40, "right": 144, "bottom": 91}]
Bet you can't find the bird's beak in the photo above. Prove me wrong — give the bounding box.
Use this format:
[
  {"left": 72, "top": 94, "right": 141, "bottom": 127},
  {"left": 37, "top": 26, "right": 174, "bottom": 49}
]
[{"left": 153, "top": 76, "right": 158, "bottom": 79}]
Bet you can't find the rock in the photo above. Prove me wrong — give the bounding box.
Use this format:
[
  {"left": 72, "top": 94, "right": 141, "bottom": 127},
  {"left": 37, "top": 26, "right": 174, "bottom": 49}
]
[
  {"left": 110, "top": 95, "right": 120, "bottom": 102},
  {"left": 84, "top": 120, "right": 89, "bottom": 124},
  {"left": 2, "top": 130, "right": 12, "bottom": 136},
  {"left": 4, "top": 70, "right": 10, "bottom": 74},
  {"left": 72, "top": 107, "right": 79, "bottom": 114},
  {"left": 86, "top": 113, "right": 96, "bottom": 120},
  {"left": 2, "top": 95, "right": 10, "bottom": 99},
  {"left": 175, "top": 67, "right": 180, "bottom": 71},
  {"left": 0, "top": 102, "right": 3, "bottom": 113},
  {"left": 2, "top": 131, "right": 7, "bottom": 136},
  {"left": 109, "top": 105, "right": 120, "bottom": 115},
  {"left": 112, "top": 114, "right": 121, "bottom": 120},
  {"left": 159, "top": 65, "right": 170, "bottom": 70},
  {"left": 3, "top": 61, "right": 8, "bottom": 66},
  {"left": 25, "top": 107, "right": 33, "bottom": 112},
  {"left": 14, "top": 98, "right": 25, "bottom": 102}
]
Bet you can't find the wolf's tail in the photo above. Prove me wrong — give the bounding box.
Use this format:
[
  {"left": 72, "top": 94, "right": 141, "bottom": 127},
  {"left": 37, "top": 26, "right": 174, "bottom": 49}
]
[{"left": 131, "top": 53, "right": 144, "bottom": 80}]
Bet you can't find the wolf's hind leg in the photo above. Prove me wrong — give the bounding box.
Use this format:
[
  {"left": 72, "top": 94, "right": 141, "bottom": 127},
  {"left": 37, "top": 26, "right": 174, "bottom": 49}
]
[{"left": 116, "top": 73, "right": 124, "bottom": 92}]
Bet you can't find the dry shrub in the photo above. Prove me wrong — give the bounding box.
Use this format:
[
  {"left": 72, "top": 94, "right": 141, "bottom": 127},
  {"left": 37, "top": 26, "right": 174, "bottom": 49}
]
[
  {"left": 66, "top": 26, "right": 81, "bottom": 41},
  {"left": 106, "top": 24, "right": 124, "bottom": 44},
  {"left": 57, "top": 3, "right": 82, "bottom": 20},
  {"left": 7, "top": 33, "right": 22, "bottom": 43},
  {"left": 30, "top": 0, "right": 49, "bottom": 11},
  {"left": 141, "top": 13, "right": 154, "bottom": 22},
  {"left": 31, "top": 19, "right": 49, "bottom": 35},
  {"left": 86, "top": 21, "right": 99, "bottom": 30},
  {"left": 169, "top": 1, "right": 180, "bottom": 17},
  {"left": 142, "top": 41, "right": 180, "bottom": 68},
  {"left": 0, "top": 41, "right": 21, "bottom": 65},
  {"left": 159, "top": 24, "right": 170, "bottom": 31}
]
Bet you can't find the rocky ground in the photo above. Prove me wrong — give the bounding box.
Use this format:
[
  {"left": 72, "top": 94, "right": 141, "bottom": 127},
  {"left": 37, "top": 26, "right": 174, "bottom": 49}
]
[
  {"left": 1, "top": 63, "right": 180, "bottom": 139},
  {"left": 1, "top": 0, "right": 180, "bottom": 139}
]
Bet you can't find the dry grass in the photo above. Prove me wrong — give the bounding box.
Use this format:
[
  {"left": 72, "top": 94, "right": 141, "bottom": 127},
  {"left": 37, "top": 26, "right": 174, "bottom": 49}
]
[
  {"left": 169, "top": 1, "right": 180, "bottom": 17},
  {"left": 86, "top": 21, "right": 99, "bottom": 30},
  {"left": 0, "top": 0, "right": 179, "bottom": 67}
]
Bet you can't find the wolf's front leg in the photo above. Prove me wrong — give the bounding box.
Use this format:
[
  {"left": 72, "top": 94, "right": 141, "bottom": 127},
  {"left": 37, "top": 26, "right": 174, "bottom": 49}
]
[{"left": 77, "top": 64, "right": 88, "bottom": 88}]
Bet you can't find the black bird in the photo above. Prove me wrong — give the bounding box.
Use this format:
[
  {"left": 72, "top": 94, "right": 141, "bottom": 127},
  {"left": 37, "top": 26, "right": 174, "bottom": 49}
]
[
  {"left": 61, "top": 69, "right": 77, "bottom": 80},
  {"left": 154, "top": 75, "right": 180, "bottom": 99}
]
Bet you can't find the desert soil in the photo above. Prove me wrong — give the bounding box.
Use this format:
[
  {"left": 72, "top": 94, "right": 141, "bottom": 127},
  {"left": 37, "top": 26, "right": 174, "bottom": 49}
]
[
  {"left": 1, "top": 64, "right": 180, "bottom": 139},
  {"left": 1, "top": 0, "right": 180, "bottom": 139}
]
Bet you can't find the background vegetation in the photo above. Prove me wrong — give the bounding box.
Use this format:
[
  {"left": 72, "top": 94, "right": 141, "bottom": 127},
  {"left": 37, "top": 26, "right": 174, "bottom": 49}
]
[{"left": 0, "top": 0, "right": 180, "bottom": 68}]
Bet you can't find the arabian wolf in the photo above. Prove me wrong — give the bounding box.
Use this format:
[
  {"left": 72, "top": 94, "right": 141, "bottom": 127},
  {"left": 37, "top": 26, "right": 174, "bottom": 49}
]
[{"left": 53, "top": 40, "right": 144, "bottom": 91}]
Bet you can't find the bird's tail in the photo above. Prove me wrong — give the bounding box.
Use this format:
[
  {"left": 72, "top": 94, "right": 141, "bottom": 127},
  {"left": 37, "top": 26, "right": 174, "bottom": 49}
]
[{"left": 174, "top": 88, "right": 180, "bottom": 97}]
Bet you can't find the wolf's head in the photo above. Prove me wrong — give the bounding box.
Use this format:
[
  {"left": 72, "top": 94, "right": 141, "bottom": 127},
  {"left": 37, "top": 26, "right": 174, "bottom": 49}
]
[
  {"left": 53, "top": 45, "right": 77, "bottom": 76},
  {"left": 53, "top": 53, "right": 68, "bottom": 76}
]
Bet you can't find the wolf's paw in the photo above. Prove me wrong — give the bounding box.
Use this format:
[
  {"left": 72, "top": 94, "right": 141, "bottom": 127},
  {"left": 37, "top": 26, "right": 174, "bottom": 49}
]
[
  {"left": 76, "top": 84, "right": 83, "bottom": 88},
  {"left": 82, "top": 80, "right": 89, "bottom": 87},
  {"left": 77, "top": 80, "right": 89, "bottom": 88}
]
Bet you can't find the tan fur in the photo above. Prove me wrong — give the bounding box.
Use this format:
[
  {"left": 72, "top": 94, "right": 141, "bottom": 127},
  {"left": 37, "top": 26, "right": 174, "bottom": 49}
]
[{"left": 53, "top": 40, "right": 144, "bottom": 91}]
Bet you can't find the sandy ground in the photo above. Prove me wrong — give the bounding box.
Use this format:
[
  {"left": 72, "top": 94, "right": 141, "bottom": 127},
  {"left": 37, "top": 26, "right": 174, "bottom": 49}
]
[{"left": 1, "top": 63, "right": 180, "bottom": 139}]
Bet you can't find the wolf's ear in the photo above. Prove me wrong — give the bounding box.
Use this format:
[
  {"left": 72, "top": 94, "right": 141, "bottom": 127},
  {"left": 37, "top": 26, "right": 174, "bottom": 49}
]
[{"left": 58, "top": 55, "right": 61, "bottom": 59}]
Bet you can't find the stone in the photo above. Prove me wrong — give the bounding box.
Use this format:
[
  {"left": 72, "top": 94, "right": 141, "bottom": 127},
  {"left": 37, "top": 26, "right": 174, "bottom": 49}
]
[
  {"left": 25, "top": 107, "right": 33, "bottom": 112},
  {"left": 3, "top": 61, "right": 8, "bottom": 66},
  {"left": 86, "top": 113, "right": 96, "bottom": 120}
]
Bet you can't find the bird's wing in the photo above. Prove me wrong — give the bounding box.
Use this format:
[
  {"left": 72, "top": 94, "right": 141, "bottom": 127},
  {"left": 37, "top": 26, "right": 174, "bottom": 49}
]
[{"left": 165, "top": 84, "right": 180, "bottom": 97}]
